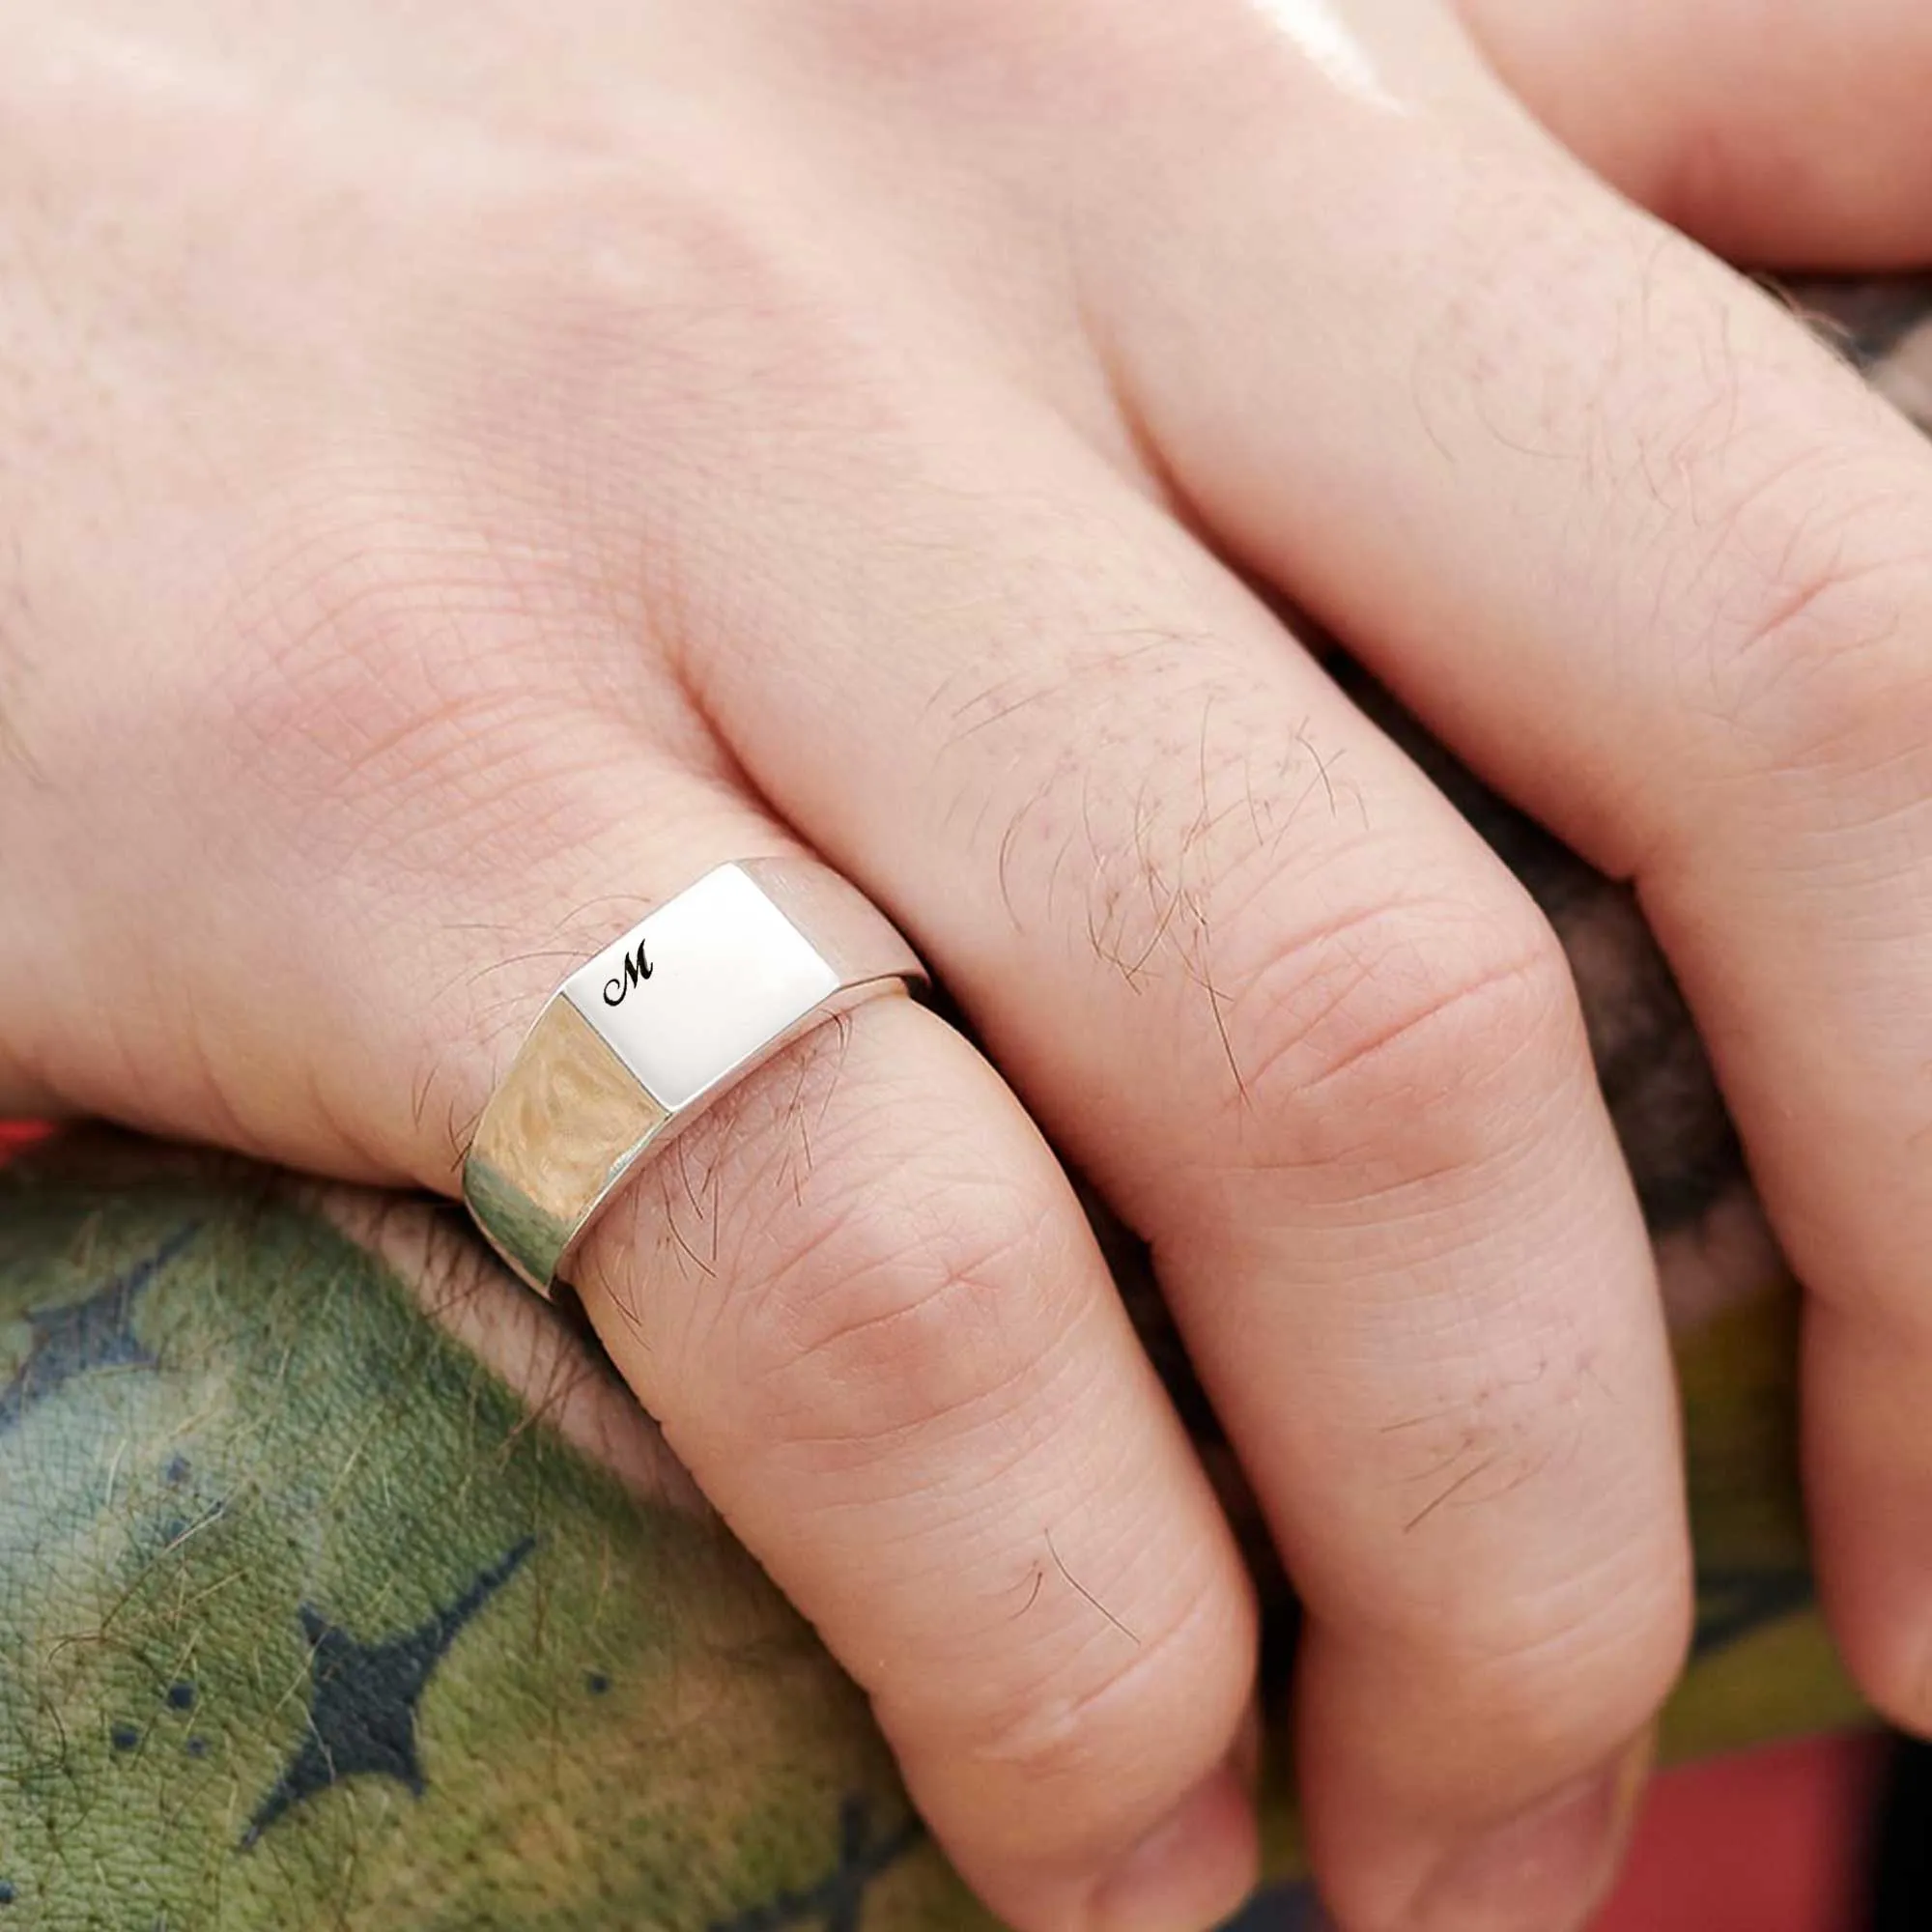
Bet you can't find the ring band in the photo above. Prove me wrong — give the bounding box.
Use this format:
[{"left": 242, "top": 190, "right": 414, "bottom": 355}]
[{"left": 462, "top": 858, "right": 926, "bottom": 1295}]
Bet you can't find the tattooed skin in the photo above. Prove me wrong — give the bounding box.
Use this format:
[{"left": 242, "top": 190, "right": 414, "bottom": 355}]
[
  {"left": 0, "top": 1148, "right": 960, "bottom": 1930},
  {"left": 2, "top": 279, "right": 1927, "bottom": 1926}
]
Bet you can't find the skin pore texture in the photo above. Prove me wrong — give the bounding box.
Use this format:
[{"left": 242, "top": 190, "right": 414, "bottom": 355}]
[{"left": 4, "top": 276, "right": 1932, "bottom": 1929}]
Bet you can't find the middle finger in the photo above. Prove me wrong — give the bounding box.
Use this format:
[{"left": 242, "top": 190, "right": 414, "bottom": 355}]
[{"left": 671, "top": 362, "right": 1689, "bottom": 1930}]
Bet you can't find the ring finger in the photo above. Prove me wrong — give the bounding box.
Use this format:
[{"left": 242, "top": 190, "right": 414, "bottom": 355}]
[{"left": 475, "top": 789, "right": 1264, "bottom": 1932}]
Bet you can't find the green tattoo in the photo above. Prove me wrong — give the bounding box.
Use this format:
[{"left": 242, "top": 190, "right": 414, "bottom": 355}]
[{"left": 0, "top": 1148, "right": 975, "bottom": 1930}]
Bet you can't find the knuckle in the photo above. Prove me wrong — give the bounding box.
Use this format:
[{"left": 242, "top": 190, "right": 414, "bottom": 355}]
[
  {"left": 1398, "top": 1534, "right": 1690, "bottom": 1760},
  {"left": 441, "top": 158, "right": 923, "bottom": 521},
  {"left": 760, "top": 1180, "right": 1055, "bottom": 1443},
  {"left": 939, "top": 1572, "right": 1252, "bottom": 1849},
  {"left": 1225, "top": 874, "right": 1582, "bottom": 1165},
  {"left": 211, "top": 506, "right": 661, "bottom": 902},
  {"left": 1350, "top": 1348, "right": 1693, "bottom": 1757},
  {"left": 682, "top": 1053, "right": 1076, "bottom": 1451},
  {"left": 219, "top": 510, "right": 539, "bottom": 780},
  {"left": 1686, "top": 455, "right": 1932, "bottom": 786},
  {"left": 953, "top": 652, "right": 1589, "bottom": 1186}
]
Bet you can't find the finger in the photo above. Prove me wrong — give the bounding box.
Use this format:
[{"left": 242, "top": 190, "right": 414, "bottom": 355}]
[
  {"left": 573, "top": 991, "right": 1259, "bottom": 1932},
  {"left": 663, "top": 376, "right": 1690, "bottom": 1926},
  {"left": 448, "top": 825, "right": 1258, "bottom": 1928},
  {"left": 378, "top": 814, "right": 1258, "bottom": 1930},
  {"left": 1458, "top": 0, "right": 1932, "bottom": 266},
  {"left": 1083, "top": 1, "right": 1932, "bottom": 1789}
]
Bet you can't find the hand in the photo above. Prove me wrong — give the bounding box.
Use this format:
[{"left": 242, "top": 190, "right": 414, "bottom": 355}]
[{"left": 4, "top": 4, "right": 1931, "bottom": 1928}]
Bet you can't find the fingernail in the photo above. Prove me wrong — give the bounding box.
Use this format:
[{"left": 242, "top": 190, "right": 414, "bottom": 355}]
[
  {"left": 1090, "top": 1763, "right": 1258, "bottom": 1932},
  {"left": 1410, "top": 1732, "right": 1650, "bottom": 1932}
]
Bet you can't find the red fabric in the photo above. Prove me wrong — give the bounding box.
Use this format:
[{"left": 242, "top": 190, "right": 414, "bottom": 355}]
[
  {"left": 0, "top": 1120, "right": 50, "bottom": 1157},
  {"left": 1595, "top": 1735, "right": 1884, "bottom": 1932}
]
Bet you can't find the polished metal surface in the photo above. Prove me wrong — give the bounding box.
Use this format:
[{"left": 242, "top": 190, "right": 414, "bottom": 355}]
[{"left": 462, "top": 859, "right": 925, "bottom": 1293}]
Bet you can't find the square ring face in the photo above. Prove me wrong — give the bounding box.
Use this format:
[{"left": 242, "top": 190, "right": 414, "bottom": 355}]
[{"left": 559, "top": 865, "right": 840, "bottom": 1113}]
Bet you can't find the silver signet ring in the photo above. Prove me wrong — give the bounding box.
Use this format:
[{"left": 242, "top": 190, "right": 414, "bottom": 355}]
[{"left": 462, "top": 858, "right": 926, "bottom": 1294}]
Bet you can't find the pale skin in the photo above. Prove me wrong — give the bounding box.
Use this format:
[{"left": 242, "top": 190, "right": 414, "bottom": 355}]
[{"left": 4, "top": 6, "right": 1932, "bottom": 1930}]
